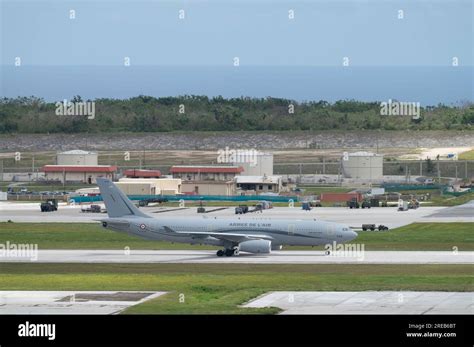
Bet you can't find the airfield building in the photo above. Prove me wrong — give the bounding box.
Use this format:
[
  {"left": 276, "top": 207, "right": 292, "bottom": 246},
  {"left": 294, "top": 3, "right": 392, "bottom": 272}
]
[
  {"left": 41, "top": 165, "right": 117, "bottom": 184},
  {"left": 341, "top": 151, "right": 383, "bottom": 181},
  {"left": 170, "top": 165, "right": 244, "bottom": 181},
  {"left": 116, "top": 178, "right": 181, "bottom": 195},
  {"left": 57, "top": 150, "right": 98, "bottom": 166},
  {"left": 233, "top": 152, "right": 274, "bottom": 176},
  {"left": 235, "top": 175, "right": 284, "bottom": 194},
  {"left": 169, "top": 165, "right": 243, "bottom": 195}
]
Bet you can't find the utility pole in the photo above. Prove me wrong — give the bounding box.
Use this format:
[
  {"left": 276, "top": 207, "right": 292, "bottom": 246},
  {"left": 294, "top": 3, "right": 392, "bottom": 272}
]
[
  {"left": 32, "top": 155, "right": 35, "bottom": 182},
  {"left": 437, "top": 158, "right": 441, "bottom": 183}
]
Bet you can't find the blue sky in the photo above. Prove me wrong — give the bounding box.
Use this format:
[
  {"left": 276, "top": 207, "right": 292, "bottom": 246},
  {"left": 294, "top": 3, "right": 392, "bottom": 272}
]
[{"left": 1, "top": 0, "right": 473, "bottom": 67}]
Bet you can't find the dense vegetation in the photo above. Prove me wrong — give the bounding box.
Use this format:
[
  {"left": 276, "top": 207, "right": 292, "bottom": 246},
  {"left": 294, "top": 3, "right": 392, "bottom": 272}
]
[{"left": 0, "top": 96, "right": 473, "bottom": 133}]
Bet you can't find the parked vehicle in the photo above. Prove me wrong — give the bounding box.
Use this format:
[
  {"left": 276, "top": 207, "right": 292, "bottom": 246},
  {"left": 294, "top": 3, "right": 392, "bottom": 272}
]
[
  {"left": 138, "top": 197, "right": 168, "bottom": 207},
  {"left": 235, "top": 205, "right": 249, "bottom": 214},
  {"left": 197, "top": 201, "right": 206, "bottom": 213},
  {"left": 398, "top": 199, "right": 408, "bottom": 211},
  {"left": 362, "top": 224, "right": 376, "bottom": 231},
  {"left": 408, "top": 199, "right": 420, "bottom": 209},
  {"left": 40, "top": 199, "right": 58, "bottom": 212},
  {"left": 362, "top": 224, "right": 389, "bottom": 232},
  {"left": 310, "top": 200, "right": 322, "bottom": 207},
  {"left": 81, "top": 204, "right": 102, "bottom": 213},
  {"left": 347, "top": 198, "right": 360, "bottom": 209}
]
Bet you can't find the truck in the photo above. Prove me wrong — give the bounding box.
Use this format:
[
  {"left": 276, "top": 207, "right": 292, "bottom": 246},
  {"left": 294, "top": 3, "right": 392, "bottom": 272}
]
[
  {"left": 235, "top": 205, "right": 249, "bottom": 214},
  {"left": 347, "top": 198, "right": 360, "bottom": 209},
  {"left": 81, "top": 204, "right": 102, "bottom": 213},
  {"left": 398, "top": 199, "right": 408, "bottom": 211},
  {"left": 362, "top": 224, "right": 389, "bottom": 231},
  {"left": 40, "top": 199, "right": 58, "bottom": 212}
]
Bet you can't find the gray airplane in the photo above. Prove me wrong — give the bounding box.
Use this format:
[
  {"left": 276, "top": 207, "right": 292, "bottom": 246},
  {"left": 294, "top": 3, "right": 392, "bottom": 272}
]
[{"left": 96, "top": 178, "right": 358, "bottom": 257}]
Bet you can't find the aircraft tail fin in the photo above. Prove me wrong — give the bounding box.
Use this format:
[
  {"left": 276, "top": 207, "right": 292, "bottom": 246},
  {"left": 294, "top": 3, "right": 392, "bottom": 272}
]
[{"left": 96, "top": 178, "right": 151, "bottom": 218}]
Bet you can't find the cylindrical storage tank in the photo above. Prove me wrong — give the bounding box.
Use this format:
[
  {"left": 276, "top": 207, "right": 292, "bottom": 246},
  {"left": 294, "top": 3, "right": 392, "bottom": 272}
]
[
  {"left": 57, "top": 150, "right": 98, "bottom": 166},
  {"left": 342, "top": 152, "right": 383, "bottom": 180}
]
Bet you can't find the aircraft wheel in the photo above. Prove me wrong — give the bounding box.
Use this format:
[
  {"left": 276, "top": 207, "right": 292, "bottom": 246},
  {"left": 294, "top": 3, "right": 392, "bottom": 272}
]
[
  {"left": 325, "top": 250, "right": 331, "bottom": 255},
  {"left": 225, "top": 249, "right": 234, "bottom": 257},
  {"left": 216, "top": 250, "right": 224, "bottom": 257}
]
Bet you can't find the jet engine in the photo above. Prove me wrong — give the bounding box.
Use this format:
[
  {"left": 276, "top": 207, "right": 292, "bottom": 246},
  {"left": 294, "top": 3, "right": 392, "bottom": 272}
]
[{"left": 239, "top": 240, "right": 271, "bottom": 254}]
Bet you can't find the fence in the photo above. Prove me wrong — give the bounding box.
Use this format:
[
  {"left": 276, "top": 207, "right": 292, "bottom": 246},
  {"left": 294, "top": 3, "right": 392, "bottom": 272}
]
[{"left": 70, "top": 194, "right": 298, "bottom": 204}]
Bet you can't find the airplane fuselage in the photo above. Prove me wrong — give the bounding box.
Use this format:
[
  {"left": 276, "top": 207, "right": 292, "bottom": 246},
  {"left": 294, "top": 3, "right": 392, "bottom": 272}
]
[{"left": 102, "top": 215, "right": 356, "bottom": 248}]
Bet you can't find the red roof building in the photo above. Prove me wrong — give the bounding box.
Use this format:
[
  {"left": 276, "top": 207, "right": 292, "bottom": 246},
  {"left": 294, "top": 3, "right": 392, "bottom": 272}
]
[{"left": 41, "top": 165, "right": 117, "bottom": 184}]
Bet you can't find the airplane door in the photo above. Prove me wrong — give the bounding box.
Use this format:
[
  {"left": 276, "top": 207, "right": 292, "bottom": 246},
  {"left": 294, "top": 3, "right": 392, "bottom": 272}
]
[{"left": 288, "top": 224, "right": 295, "bottom": 236}]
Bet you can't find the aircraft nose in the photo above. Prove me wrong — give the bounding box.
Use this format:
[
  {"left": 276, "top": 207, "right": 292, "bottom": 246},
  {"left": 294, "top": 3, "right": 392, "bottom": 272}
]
[{"left": 346, "top": 229, "right": 358, "bottom": 242}]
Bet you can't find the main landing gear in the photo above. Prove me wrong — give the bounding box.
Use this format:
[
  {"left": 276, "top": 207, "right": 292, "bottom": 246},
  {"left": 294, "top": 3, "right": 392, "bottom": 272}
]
[{"left": 216, "top": 247, "right": 239, "bottom": 257}]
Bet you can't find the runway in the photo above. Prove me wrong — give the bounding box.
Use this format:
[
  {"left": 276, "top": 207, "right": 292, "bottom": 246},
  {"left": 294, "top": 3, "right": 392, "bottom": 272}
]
[
  {"left": 243, "top": 291, "right": 474, "bottom": 314},
  {"left": 1, "top": 250, "right": 472, "bottom": 264}
]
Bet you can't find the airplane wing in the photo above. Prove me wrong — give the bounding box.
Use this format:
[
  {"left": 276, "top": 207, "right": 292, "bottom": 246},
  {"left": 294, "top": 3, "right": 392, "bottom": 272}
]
[{"left": 163, "top": 226, "right": 273, "bottom": 243}]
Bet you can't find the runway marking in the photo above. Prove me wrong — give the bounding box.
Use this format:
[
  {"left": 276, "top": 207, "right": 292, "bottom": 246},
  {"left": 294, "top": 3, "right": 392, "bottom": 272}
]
[{"left": 0, "top": 250, "right": 472, "bottom": 264}]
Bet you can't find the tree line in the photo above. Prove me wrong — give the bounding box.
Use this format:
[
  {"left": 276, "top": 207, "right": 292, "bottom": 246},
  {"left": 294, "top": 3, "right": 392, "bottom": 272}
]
[{"left": 0, "top": 95, "right": 472, "bottom": 133}]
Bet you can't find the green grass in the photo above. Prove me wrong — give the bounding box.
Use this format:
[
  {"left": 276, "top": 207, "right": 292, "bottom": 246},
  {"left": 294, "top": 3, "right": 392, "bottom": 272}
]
[
  {"left": 352, "top": 223, "right": 474, "bottom": 251},
  {"left": 428, "top": 192, "right": 474, "bottom": 206},
  {"left": 295, "top": 186, "right": 353, "bottom": 194},
  {"left": 459, "top": 149, "right": 474, "bottom": 160},
  {"left": 0, "top": 183, "right": 92, "bottom": 192},
  {"left": 0, "top": 223, "right": 218, "bottom": 250},
  {"left": 0, "top": 222, "right": 472, "bottom": 251},
  {"left": 0, "top": 263, "right": 471, "bottom": 314}
]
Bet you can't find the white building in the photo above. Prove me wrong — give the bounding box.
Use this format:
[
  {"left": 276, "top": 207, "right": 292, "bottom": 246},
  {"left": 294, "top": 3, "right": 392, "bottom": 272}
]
[
  {"left": 341, "top": 151, "right": 383, "bottom": 180},
  {"left": 57, "top": 150, "right": 98, "bottom": 166},
  {"left": 233, "top": 152, "right": 273, "bottom": 176}
]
